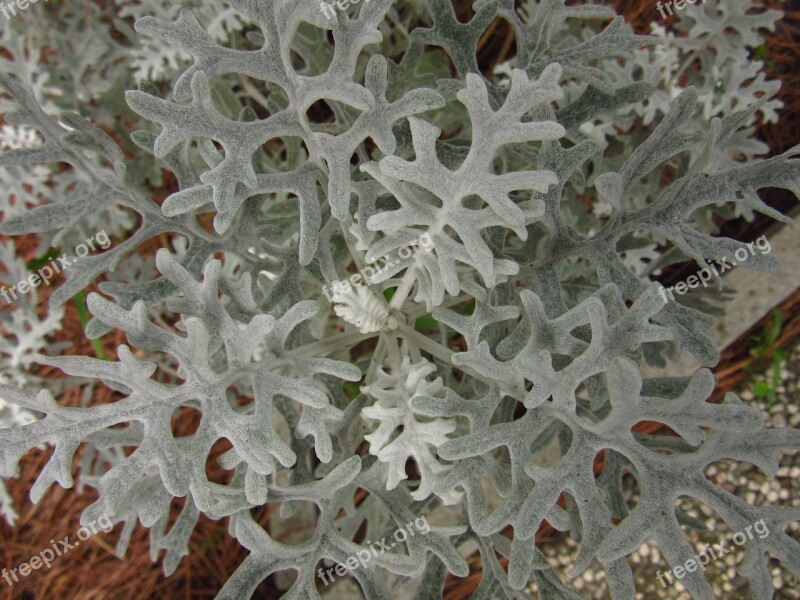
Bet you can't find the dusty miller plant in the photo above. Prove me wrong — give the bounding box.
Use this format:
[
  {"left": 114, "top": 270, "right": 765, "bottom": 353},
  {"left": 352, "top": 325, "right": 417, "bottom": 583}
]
[{"left": 0, "top": 0, "right": 799, "bottom": 598}]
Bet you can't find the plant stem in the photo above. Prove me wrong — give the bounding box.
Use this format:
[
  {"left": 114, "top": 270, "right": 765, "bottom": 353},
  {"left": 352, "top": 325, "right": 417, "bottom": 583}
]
[
  {"left": 389, "top": 266, "right": 417, "bottom": 311},
  {"left": 288, "top": 330, "right": 372, "bottom": 358},
  {"left": 395, "top": 323, "right": 497, "bottom": 388}
]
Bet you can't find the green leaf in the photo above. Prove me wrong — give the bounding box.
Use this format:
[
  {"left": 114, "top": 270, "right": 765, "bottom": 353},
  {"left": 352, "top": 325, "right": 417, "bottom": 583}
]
[
  {"left": 754, "top": 381, "right": 772, "bottom": 398},
  {"left": 415, "top": 313, "right": 439, "bottom": 330},
  {"left": 26, "top": 249, "right": 62, "bottom": 272},
  {"left": 72, "top": 290, "right": 110, "bottom": 361}
]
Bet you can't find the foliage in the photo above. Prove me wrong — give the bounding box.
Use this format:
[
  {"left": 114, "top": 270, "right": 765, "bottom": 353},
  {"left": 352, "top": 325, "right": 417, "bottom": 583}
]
[{"left": 0, "top": 1, "right": 798, "bottom": 598}]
